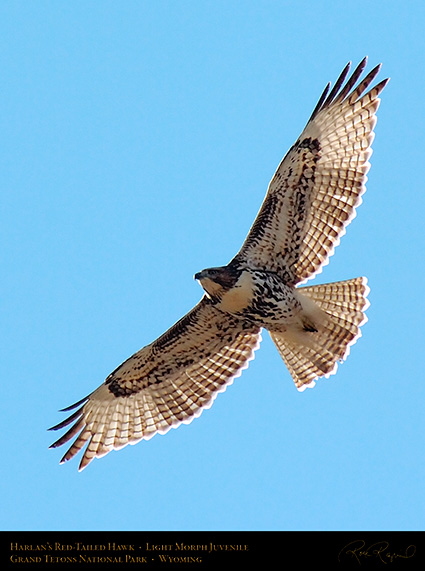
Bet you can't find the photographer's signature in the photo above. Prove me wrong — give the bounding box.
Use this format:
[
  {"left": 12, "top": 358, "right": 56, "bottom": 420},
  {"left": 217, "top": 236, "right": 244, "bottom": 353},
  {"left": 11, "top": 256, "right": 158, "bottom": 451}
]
[{"left": 338, "top": 540, "right": 416, "bottom": 565}]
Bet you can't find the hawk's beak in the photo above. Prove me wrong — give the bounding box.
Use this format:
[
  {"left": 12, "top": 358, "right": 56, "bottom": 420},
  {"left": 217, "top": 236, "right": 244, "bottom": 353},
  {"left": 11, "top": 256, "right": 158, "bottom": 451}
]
[{"left": 194, "top": 271, "right": 203, "bottom": 281}]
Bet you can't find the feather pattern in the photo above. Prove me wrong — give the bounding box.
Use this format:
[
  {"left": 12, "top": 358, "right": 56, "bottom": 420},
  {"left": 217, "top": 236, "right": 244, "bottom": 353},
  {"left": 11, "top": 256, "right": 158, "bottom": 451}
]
[{"left": 50, "top": 298, "right": 261, "bottom": 470}]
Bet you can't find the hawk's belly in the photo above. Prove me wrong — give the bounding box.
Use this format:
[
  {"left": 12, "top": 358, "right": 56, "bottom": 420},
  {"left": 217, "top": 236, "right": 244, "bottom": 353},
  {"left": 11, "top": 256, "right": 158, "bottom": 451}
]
[{"left": 217, "top": 270, "right": 302, "bottom": 329}]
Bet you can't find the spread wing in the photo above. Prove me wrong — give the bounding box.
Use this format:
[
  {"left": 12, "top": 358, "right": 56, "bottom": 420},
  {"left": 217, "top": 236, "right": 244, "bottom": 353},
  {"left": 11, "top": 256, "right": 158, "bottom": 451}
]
[
  {"left": 232, "top": 57, "right": 389, "bottom": 285},
  {"left": 50, "top": 298, "right": 261, "bottom": 470}
]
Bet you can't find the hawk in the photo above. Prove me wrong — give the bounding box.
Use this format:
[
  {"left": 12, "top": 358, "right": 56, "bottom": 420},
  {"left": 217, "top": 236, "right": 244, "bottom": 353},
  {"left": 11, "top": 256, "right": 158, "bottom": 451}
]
[{"left": 50, "top": 58, "right": 388, "bottom": 470}]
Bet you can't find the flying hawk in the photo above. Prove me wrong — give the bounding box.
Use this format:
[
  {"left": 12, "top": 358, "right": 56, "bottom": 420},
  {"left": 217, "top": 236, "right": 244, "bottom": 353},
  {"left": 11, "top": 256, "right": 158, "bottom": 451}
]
[{"left": 50, "top": 58, "right": 388, "bottom": 470}]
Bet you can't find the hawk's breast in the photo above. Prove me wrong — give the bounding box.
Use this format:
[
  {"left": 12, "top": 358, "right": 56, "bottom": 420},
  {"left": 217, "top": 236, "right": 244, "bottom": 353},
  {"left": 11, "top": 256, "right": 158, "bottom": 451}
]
[{"left": 216, "top": 271, "right": 255, "bottom": 314}]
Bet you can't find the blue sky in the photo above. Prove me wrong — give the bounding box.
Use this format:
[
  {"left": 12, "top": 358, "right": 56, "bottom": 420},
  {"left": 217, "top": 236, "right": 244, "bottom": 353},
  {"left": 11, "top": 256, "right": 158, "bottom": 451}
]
[{"left": 2, "top": 1, "right": 425, "bottom": 532}]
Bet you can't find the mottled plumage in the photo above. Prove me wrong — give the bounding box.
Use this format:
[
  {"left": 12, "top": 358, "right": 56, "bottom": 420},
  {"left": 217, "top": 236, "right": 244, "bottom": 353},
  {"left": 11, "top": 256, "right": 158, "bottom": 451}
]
[
  {"left": 50, "top": 58, "right": 387, "bottom": 469},
  {"left": 51, "top": 300, "right": 260, "bottom": 470}
]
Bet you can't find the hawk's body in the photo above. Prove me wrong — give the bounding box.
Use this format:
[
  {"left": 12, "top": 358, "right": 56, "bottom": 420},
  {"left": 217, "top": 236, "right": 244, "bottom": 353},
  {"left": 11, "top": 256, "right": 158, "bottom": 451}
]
[{"left": 51, "top": 58, "right": 388, "bottom": 470}]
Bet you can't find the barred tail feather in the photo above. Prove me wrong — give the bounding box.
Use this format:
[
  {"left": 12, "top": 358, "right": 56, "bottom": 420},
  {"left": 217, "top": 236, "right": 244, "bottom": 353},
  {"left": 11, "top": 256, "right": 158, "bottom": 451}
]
[{"left": 270, "top": 277, "right": 369, "bottom": 391}]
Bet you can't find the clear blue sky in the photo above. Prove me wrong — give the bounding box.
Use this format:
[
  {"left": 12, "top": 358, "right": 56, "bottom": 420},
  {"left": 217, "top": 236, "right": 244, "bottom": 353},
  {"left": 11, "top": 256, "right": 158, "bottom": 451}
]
[{"left": 2, "top": 1, "right": 424, "bottom": 532}]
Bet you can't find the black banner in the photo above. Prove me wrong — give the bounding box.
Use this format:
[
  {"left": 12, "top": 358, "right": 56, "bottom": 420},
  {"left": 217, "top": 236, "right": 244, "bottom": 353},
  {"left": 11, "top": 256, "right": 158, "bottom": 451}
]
[{"left": 2, "top": 531, "right": 423, "bottom": 569}]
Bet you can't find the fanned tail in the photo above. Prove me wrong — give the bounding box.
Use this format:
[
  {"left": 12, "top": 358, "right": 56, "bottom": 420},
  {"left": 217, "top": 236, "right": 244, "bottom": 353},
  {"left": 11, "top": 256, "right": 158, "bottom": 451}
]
[{"left": 270, "top": 277, "right": 369, "bottom": 391}]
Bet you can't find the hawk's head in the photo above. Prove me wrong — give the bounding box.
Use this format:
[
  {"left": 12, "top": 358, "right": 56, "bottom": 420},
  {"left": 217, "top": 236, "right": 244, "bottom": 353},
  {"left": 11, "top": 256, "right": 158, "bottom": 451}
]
[{"left": 194, "top": 266, "right": 241, "bottom": 300}]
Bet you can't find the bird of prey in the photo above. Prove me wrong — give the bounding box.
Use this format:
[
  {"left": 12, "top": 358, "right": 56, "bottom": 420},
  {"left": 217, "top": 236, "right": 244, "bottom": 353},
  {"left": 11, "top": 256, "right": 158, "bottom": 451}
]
[{"left": 50, "top": 58, "right": 388, "bottom": 470}]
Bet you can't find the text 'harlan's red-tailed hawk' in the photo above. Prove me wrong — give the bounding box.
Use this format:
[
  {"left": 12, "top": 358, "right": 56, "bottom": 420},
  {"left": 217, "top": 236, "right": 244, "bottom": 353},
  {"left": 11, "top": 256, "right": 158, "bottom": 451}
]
[{"left": 50, "top": 58, "right": 388, "bottom": 470}]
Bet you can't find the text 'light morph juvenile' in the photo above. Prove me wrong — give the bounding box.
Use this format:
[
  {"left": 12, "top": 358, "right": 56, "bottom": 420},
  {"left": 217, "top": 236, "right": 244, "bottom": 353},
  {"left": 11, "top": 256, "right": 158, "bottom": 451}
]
[{"left": 50, "top": 58, "right": 388, "bottom": 470}]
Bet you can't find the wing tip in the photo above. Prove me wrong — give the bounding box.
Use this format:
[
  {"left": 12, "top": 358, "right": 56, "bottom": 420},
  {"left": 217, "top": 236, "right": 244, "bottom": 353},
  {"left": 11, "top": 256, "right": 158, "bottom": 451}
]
[{"left": 308, "top": 56, "right": 387, "bottom": 124}]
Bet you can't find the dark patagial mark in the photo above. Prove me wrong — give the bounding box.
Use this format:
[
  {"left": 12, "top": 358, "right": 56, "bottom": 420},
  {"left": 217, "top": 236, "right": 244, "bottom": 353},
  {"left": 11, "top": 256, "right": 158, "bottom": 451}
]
[{"left": 297, "top": 136, "right": 320, "bottom": 154}]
